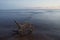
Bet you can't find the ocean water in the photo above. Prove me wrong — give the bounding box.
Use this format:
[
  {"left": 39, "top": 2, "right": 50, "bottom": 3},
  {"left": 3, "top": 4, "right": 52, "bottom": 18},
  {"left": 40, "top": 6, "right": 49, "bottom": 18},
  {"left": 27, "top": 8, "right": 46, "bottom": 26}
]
[{"left": 0, "top": 9, "right": 60, "bottom": 40}]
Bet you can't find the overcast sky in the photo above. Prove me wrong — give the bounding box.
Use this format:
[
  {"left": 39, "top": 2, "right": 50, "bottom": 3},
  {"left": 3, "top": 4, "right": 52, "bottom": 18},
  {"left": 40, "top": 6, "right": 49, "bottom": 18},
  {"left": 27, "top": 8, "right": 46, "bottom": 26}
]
[{"left": 0, "top": 0, "right": 60, "bottom": 9}]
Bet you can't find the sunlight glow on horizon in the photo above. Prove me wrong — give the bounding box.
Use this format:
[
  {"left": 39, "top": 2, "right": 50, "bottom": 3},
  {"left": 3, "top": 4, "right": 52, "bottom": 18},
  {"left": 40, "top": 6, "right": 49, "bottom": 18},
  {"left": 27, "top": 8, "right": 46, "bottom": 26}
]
[{"left": 0, "top": 0, "right": 60, "bottom": 9}]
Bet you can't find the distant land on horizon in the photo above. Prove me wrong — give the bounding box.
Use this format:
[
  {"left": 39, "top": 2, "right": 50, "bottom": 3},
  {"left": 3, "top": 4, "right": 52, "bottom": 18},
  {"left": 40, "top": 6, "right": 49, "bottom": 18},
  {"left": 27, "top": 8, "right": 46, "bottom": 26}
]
[{"left": 0, "top": 8, "right": 60, "bottom": 10}]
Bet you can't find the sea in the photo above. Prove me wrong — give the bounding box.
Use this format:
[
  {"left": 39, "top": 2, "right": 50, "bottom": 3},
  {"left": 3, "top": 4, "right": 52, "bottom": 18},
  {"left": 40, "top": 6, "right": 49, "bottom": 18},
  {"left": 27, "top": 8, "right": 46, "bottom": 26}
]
[{"left": 0, "top": 9, "right": 60, "bottom": 40}]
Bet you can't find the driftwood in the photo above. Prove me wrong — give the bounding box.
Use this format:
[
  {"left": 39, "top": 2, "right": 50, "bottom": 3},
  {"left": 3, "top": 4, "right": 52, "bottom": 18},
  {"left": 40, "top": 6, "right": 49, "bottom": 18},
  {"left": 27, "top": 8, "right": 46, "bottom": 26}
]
[{"left": 14, "top": 20, "right": 33, "bottom": 35}]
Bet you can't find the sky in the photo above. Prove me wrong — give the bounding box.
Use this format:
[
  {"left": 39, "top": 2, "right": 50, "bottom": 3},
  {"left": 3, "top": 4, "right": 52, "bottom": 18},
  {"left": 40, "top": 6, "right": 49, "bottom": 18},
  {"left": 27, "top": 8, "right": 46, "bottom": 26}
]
[{"left": 0, "top": 0, "right": 60, "bottom": 9}]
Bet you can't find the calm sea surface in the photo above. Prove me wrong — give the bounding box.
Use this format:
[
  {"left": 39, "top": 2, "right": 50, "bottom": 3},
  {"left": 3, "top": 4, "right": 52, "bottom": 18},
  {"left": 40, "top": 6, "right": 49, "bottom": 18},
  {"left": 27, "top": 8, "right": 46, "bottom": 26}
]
[{"left": 0, "top": 9, "right": 60, "bottom": 40}]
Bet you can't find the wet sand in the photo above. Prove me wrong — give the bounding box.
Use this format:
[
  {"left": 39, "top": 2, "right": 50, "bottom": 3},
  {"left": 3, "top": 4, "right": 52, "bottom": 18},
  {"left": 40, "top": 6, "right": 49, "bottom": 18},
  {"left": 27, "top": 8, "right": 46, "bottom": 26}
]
[
  {"left": 0, "top": 25, "right": 53, "bottom": 40},
  {"left": 7, "top": 33, "right": 51, "bottom": 40},
  {"left": 0, "top": 30, "right": 53, "bottom": 40}
]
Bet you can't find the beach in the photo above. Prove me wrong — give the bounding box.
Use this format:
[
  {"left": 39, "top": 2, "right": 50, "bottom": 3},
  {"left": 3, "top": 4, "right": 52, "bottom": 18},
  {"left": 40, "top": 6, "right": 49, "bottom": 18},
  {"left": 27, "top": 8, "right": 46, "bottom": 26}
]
[{"left": 0, "top": 9, "right": 60, "bottom": 40}]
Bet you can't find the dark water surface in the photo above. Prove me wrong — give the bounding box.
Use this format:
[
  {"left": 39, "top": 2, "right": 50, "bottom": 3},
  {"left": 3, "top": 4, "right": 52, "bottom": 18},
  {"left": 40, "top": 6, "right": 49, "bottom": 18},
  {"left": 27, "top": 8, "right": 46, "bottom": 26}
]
[{"left": 0, "top": 9, "right": 60, "bottom": 40}]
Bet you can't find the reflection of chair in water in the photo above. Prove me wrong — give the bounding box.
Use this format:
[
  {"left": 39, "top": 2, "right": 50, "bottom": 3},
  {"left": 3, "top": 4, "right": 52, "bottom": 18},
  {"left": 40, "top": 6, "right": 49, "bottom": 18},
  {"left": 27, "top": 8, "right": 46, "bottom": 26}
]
[{"left": 14, "top": 20, "right": 33, "bottom": 35}]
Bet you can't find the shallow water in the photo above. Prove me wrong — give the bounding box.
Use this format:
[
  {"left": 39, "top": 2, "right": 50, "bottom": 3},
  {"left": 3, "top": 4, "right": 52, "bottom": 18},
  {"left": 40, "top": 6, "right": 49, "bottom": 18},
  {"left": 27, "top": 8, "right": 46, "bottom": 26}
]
[{"left": 0, "top": 9, "right": 60, "bottom": 40}]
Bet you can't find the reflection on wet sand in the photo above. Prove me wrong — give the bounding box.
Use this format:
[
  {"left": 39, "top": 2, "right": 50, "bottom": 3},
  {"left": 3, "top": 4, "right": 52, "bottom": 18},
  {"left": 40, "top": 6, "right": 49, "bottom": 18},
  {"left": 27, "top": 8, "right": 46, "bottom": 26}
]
[
  {"left": 11, "top": 21, "right": 51, "bottom": 40},
  {"left": 0, "top": 24, "right": 52, "bottom": 40},
  {"left": 8, "top": 33, "right": 51, "bottom": 40},
  {"left": 0, "top": 22, "right": 53, "bottom": 40}
]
